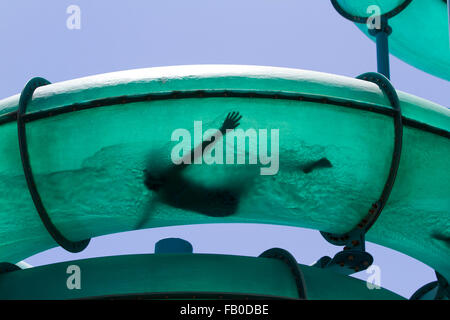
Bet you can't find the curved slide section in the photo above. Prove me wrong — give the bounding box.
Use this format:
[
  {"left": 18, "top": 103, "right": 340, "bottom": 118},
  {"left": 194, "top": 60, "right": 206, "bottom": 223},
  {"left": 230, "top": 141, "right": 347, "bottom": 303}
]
[
  {"left": 0, "top": 253, "right": 404, "bottom": 300},
  {"left": 334, "top": 0, "right": 450, "bottom": 81},
  {"left": 0, "top": 65, "right": 448, "bottom": 279}
]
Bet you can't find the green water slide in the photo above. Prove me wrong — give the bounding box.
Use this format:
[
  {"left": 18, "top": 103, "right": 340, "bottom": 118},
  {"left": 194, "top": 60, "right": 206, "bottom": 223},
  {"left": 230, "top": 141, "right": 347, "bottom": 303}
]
[
  {"left": 0, "top": 65, "right": 448, "bottom": 297},
  {"left": 0, "top": 253, "right": 404, "bottom": 300},
  {"left": 333, "top": 0, "right": 450, "bottom": 81}
]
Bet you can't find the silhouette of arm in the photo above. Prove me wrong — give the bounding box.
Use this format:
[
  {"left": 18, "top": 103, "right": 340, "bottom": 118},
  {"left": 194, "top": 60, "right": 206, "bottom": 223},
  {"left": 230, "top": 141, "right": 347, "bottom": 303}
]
[{"left": 176, "top": 112, "right": 242, "bottom": 170}]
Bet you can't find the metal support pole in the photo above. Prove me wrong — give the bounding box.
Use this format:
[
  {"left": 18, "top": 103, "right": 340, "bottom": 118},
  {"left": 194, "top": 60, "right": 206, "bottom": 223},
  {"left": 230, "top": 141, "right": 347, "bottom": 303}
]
[{"left": 371, "top": 16, "right": 392, "bottom": 79}]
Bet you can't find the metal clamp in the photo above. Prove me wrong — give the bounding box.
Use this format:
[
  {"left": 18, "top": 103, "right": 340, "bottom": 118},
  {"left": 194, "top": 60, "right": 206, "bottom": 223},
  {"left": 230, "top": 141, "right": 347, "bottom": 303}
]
[
  {"left": 18, "top": 77, "right": 90, "bottom": 253},
  {"left": 259, "top": 248, "right": 307, "bottom": 300},
  {"left": 316, "top": 73, "right": 403, "bottom": 275}
]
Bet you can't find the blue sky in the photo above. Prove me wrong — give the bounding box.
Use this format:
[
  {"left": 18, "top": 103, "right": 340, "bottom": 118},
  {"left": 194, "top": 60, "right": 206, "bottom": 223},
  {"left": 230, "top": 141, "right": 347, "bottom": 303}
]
[{"left": 1, "top": 0, "right": 448, "bottom": 299}]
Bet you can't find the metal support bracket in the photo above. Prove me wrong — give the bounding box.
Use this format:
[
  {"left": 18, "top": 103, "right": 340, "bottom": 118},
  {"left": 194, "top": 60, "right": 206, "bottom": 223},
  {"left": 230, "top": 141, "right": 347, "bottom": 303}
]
[
  {"left": 313, "top": 229, "right": 374, "bottom": 275},
  {"left": 17, "top": 77, "right": 90, "bottom": 253},
  {"left": 316, "top": 72, "right": 403, "bottom": 275}
]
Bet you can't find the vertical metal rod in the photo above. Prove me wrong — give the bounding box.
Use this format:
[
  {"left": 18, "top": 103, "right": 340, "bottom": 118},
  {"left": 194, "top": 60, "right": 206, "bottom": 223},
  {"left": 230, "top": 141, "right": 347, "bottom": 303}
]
[{"left": 375, "top": 17, "right": 391, "bottom": 79}]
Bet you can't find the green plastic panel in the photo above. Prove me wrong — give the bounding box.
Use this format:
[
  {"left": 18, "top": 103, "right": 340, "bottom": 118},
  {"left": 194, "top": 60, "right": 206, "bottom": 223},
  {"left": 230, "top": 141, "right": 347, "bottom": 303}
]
[
  {"left": 0, "top": 253, "right": 404, "bottom": 300},
  {"left": 337, "top": 0, "right": 450, "bottom": 81},
  {"left": 0, "top": 66, "right": 448, "bottom": 280}
]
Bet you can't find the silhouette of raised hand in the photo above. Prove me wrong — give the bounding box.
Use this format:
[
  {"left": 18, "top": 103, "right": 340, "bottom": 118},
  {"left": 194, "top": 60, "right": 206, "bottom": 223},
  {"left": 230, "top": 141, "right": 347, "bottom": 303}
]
[{"left": 220, "top": 111, "right": 242, "bottom": 133}]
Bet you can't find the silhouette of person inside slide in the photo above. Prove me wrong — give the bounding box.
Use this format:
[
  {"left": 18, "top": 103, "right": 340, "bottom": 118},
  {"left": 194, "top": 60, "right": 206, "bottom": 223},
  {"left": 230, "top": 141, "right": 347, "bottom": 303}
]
[
  {"left": 136, "top": 111, "right": 333, "bottom": 229},
  {"left": 136, "top": 112, "right": 243, "bottom": 229}
]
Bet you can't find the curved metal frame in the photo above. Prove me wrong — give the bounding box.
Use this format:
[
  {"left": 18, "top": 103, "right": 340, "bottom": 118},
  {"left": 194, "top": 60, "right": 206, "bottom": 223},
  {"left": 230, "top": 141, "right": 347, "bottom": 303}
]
[
  {"left": 259, "top": 248, "right": 308, "bottom": 300},
  {"left": 330, "top": 0, "right": 413, "bottom": 23},
  {"left": 17, "top": 77, "right": 90, "bottom": 253},
  {"left": 321, "top": 72, "right": 403, "bottom": 249}
]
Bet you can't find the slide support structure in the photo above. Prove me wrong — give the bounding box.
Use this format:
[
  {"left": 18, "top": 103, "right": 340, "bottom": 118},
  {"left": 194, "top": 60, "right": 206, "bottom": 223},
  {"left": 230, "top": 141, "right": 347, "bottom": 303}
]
[
  {"left": 371, "top": 16, "right": 392, "bottom": 79},
  {"left": 17, "top": 78, "right": 91, "bottom": 254},
  {"left": 259, "top": 248, "right": 308, "bottom": 300},
  {"left": 316, "top": 73, "right": 403, "bottom": 275},
  {"left": 330, "top": 0, "right": 413, "bottom": 79}
]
